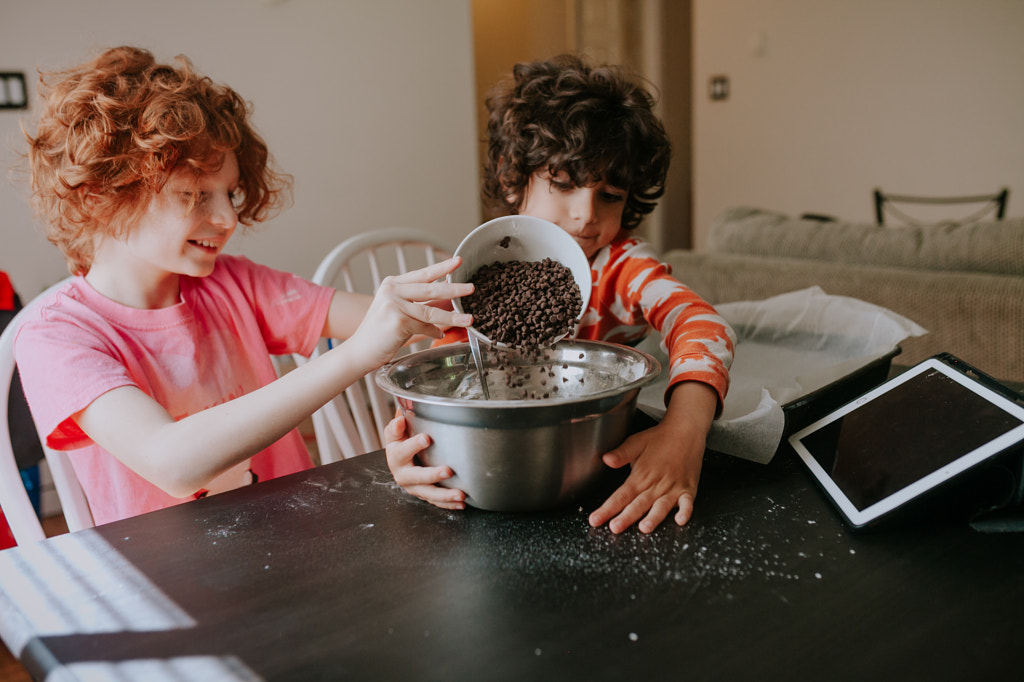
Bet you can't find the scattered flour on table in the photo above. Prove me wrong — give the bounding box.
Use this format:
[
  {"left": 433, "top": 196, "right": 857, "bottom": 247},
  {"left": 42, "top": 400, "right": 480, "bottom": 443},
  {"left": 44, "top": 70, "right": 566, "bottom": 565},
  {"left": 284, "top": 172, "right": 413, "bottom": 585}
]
[{"left": 434, "top": 490, "right": 856, "bottom": 601}]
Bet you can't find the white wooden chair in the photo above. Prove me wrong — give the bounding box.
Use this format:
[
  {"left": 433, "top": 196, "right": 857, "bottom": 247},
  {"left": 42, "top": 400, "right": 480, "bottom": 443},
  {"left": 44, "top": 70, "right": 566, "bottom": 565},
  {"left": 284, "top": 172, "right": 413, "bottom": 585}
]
[
  {"left": 294, "top": 228, "right": 454, "bottom": 464},
  {"left": 0, "top": 279, "right": 95, "bottom": 544}
]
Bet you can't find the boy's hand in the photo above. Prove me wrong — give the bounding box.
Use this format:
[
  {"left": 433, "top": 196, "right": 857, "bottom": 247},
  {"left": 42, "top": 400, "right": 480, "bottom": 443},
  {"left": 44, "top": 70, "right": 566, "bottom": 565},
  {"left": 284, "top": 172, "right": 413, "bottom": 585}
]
[
  {"left": 588, "top": 382, "right": 717, "bottom": 534},
  {"left": 385, "top": 414, "right": 467, "bottom": 510}
]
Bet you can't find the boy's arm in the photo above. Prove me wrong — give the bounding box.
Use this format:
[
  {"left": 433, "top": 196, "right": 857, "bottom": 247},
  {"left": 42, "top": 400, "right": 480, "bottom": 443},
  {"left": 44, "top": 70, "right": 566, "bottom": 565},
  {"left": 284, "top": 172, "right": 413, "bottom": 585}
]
[
  {"left": 580, "top": 247, "right": 730, "bottom": 532},
  {"left": 587, "top": 381, "right": 718, "bottom": 533}
]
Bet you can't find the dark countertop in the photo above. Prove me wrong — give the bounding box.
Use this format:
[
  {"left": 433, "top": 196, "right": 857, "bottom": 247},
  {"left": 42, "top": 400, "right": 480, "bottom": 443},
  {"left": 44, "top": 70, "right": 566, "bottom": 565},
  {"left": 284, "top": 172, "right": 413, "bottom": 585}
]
[{"left": 2, "top": 440, "right": 1021, "bottom": 681}]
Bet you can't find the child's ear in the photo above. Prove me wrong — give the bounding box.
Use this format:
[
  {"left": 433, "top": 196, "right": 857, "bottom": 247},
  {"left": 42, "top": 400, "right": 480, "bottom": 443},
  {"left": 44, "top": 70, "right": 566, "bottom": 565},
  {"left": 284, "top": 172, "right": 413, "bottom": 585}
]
[
  {"left": 77, "top": 187, "right": 110, "bottom": 225},
  {"left": 497, "top": 174, "right": 519, "bottom": 207},
  {"left": 78, "top": 186, "right": 99, "bottom": 210}
]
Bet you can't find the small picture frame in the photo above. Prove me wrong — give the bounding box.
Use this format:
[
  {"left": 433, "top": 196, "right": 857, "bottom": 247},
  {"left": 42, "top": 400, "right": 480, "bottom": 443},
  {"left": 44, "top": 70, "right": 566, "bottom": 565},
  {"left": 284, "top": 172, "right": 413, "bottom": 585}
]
[{"left": 0, "top": 72, "right": 29, "bottom": 109}]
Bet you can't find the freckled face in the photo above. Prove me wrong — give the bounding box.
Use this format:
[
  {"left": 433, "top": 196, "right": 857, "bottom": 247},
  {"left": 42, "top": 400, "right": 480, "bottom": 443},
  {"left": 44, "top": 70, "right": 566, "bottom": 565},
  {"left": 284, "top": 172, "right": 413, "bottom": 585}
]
[
  {"left": 128, "top": 152, "right": 241, "bottom": 279},
  {"left": 519, "top": 170, "right": 627, "bottom": 259}
]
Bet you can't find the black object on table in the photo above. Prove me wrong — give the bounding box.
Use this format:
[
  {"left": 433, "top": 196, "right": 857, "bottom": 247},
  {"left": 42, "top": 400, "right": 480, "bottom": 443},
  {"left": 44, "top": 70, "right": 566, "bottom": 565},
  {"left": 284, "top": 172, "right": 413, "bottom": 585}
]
[{"left": 1, "top": 441, "right": 1022, "bottom": 681}]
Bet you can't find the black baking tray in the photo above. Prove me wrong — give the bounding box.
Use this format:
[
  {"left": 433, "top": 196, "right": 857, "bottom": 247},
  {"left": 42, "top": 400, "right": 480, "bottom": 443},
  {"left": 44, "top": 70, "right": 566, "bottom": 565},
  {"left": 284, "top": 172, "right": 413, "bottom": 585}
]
[{"left": 780, "top": 346, "right": 902, "bottom": 440}]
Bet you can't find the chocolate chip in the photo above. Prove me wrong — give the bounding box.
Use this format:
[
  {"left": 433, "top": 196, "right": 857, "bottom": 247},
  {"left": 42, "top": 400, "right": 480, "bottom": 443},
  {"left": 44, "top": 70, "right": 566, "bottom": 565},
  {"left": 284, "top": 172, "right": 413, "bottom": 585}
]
[{"left": 461, "top": 258, "right": 582, "bottom": 350}]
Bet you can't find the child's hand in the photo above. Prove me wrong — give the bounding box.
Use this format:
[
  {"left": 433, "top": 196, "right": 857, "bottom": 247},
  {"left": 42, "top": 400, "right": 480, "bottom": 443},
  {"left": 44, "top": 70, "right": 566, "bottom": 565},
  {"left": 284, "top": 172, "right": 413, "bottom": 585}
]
[
  {"left": 385, "top": 414, "right": 467, "bottom": 510},
  {"left": 344, "top": 257, "right": 473, "bottom": 370},
  {"left": 587, "top": 382, "right": 718, "bottom": 534}
]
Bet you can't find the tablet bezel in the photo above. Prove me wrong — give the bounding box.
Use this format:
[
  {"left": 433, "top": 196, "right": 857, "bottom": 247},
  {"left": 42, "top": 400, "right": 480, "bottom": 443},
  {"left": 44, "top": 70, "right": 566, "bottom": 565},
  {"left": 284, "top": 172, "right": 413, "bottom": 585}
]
[{"left": 788, "top": 356, "right": 1024, "bottom": 528}]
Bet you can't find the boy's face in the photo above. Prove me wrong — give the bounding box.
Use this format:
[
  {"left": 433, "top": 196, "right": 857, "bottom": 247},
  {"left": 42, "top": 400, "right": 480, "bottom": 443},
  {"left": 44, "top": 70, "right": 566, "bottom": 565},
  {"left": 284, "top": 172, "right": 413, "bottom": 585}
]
[
  {"left": 125, "top": 152, "right": 240, "bottom": 280},
  {"left": 519, "top": 170, "right": 626, "bottom": 260}
]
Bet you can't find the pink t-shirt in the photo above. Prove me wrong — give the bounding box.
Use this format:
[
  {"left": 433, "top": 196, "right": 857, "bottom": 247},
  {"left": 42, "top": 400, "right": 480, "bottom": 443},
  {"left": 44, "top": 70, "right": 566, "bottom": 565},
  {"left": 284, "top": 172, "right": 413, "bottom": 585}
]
[{"left": 15, "top": 255, "right": 335, "bottom": 525}]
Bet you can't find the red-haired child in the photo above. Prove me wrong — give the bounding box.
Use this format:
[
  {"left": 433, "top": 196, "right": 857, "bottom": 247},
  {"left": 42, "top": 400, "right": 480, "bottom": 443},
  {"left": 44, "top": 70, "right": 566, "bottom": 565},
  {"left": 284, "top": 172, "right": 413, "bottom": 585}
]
[{"left": 16, "top": 46, "right": 472, "bottom": 524}]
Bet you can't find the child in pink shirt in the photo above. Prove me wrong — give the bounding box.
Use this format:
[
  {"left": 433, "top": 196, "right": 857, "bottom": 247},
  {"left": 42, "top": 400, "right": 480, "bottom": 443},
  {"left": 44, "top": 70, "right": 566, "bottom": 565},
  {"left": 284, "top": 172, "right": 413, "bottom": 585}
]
[
  {"left": 387, "top": 54, "right": 736, "bottom": 533},
  {"left": 15, "top": 46, "right": 472, "bottom": 524}
]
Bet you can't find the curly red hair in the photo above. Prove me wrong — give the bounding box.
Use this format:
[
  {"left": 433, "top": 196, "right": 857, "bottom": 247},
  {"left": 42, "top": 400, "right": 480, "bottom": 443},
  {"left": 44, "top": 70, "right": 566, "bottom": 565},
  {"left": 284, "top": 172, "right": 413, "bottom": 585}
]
[{"left": 24, "top": 46, "right": 291, "bottom": 275}]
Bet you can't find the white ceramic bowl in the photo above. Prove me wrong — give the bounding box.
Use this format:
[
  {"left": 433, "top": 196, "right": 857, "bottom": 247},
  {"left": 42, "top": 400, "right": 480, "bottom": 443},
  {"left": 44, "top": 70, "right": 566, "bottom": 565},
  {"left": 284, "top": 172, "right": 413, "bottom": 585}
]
[{"left": 451, "top": 215, "right": 592, "bottom": 348}]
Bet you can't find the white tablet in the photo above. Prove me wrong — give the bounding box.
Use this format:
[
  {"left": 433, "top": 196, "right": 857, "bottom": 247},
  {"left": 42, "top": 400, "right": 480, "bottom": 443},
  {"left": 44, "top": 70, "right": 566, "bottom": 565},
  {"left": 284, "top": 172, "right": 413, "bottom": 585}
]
[{"left": 788, "top": 354, "right": 1024, "bottom": 528}]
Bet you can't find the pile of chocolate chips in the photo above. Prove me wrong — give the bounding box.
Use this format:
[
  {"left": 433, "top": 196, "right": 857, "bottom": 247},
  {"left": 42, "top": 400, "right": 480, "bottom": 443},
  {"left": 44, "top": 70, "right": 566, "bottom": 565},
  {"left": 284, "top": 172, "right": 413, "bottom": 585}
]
[{"left": 461, "top": 257, "right": 582, "bottom": 350}]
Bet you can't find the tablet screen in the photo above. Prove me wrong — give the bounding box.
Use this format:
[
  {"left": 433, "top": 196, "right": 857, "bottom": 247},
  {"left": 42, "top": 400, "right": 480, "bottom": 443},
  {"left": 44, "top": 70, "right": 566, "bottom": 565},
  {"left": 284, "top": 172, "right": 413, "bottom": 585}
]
[{"left": 789, "top": 357, "right": 1024, "bottom": 527}]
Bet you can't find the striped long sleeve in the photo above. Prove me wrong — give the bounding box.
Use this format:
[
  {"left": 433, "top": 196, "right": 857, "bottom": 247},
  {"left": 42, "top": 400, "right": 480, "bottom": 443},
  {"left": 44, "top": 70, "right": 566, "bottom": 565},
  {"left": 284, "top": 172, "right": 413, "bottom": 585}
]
[{"left": 577, "top": 235, "right": 735, "bottom": 405}]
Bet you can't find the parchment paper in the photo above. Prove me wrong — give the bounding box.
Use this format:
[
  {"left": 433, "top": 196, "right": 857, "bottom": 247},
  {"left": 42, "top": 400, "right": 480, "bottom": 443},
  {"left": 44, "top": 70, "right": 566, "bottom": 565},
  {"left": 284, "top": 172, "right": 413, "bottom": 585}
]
[{"left": 636, "top": 286, "right": 928, "bottom": 463}]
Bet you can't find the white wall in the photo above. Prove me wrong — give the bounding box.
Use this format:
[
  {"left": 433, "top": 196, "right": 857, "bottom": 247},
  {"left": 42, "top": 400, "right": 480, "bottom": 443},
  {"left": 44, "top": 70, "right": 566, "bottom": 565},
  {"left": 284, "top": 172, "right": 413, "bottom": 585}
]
[
  {"left": 0, "top": 0, "right": 478, "bottom": 298},
  {"left": 692, "top": 0, "right": 1024, "bottom": 249}
]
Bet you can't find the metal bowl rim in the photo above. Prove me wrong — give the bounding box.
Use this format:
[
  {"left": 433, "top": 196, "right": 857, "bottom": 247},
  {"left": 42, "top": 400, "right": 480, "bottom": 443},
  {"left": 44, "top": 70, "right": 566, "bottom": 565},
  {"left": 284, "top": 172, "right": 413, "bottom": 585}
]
[{"left": 375, "top": 339, "right": 661, "bottom": 408}]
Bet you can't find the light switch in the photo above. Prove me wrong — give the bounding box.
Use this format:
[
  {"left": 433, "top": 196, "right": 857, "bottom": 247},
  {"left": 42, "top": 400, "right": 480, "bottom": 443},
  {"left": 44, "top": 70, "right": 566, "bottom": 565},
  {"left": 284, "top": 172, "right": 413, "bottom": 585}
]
[{"left": 709, "top": 75, "right": 729, "bottom": 101}]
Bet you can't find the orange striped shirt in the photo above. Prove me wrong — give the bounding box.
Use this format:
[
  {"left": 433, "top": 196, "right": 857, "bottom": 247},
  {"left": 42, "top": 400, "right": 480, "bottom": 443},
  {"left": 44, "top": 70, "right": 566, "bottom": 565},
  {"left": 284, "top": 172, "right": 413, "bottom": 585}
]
[{"left": 578, "top": 234, "right": 734, "bottom": 404}]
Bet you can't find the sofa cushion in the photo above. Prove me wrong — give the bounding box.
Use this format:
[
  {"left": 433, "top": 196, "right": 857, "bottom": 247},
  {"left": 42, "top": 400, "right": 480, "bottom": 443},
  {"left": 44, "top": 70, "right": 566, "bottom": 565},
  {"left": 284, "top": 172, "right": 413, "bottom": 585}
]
[
  {"left": 707, "top": 207, "right": 1024, "bottom": 277},
  {"left": 665, "top": 249, "right": 1024, "bottom": 382}
]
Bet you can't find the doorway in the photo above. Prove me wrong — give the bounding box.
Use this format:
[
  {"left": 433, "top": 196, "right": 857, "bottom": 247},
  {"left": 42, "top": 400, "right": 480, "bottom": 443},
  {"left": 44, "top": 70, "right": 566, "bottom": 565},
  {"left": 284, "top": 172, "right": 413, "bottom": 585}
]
[{"left": 471, "top": 0, "right": 693, "bottom": 251}]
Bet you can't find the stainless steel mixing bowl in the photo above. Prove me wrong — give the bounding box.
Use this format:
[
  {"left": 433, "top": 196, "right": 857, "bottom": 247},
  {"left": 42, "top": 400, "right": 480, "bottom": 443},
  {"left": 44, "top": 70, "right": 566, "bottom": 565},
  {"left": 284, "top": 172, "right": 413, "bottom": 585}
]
[{"left": 375, "top": 339, "right": 660, "bottom": 511}]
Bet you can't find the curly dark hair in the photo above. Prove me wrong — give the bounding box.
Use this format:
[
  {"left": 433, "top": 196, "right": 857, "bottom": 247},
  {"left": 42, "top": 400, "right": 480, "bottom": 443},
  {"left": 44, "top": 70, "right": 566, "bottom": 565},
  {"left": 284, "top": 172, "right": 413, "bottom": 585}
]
[
  {"left": 482, "top": 53, "right": 671, "bottom": 230},
  {"left": 24, "top": 46, "right": 291, "bottom": 275}
]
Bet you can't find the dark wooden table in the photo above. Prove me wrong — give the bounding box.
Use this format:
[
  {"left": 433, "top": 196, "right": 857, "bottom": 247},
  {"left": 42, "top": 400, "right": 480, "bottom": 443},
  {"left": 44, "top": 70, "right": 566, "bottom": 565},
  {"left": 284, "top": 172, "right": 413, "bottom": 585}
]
[{"left": 1, "top": 440, "right": 1021, "bottom": 681}]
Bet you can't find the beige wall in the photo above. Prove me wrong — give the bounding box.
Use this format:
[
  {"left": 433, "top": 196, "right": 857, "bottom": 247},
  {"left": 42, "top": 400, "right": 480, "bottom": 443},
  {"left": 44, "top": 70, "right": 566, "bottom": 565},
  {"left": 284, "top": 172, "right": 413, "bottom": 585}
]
[
  {"left": 0, "top": 0, "right": 478, "bottom": 299},
  {"left": 471, "top": 0, "right": 573, "bottom": 221},
  {"left": 8, "top": 0, "right": 1019, "bottom": 295},
  {"left": 692, "top": 0, "right": 1024, "bottom": 250}
]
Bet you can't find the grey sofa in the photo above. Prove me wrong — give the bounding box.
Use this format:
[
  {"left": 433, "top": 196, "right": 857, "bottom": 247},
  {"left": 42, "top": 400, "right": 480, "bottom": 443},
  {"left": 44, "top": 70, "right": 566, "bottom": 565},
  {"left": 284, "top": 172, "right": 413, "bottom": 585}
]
[{"left": 664, "top": 207, "right": 1024, "bottom": 383}]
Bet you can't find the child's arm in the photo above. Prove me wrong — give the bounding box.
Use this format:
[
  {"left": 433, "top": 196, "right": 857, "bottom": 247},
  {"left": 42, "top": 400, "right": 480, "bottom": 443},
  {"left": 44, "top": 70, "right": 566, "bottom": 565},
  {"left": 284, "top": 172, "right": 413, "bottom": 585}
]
[
  {"left": 320, "top": 286, "right": 460, "bottom": 349},
  {"left": 74, "top": 258, "right": 473, "bottom": 498},
  {"left": 586, "top": 381, "right": 717, "bottom": 534},
  {"left": 578, "top": 242, "right": 732, "bottom": 532}
]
